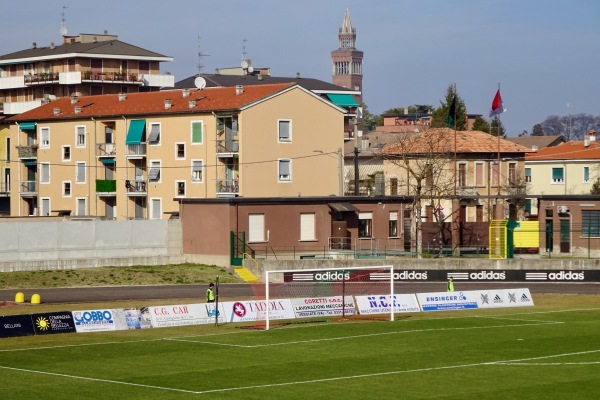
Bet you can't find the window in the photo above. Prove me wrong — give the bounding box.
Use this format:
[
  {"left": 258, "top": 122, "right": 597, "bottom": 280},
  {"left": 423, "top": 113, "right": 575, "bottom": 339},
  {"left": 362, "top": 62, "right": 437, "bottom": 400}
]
[
  {"left": 148, "top": 161, "right": 161, "bottom": 182},
  {"left": 278, "top": 120, "right": 291, "bottom": 142},
  {"left": 40, "top": 163, "right": 50, "bottom": 184},
  {"left": 191, "top": 160, "right": 203, "bottom": 182},
  {"left": 389, "top": 211, "right": 398, "bottom": 238},
  {"left": 491, "top": 162, "right": 500, "bottom": 186},
  {"left": 176, "top": 143, "right": 185, "bottom": 159},
  {"left": 475, "top": 162, "right": 484, "bottom": 186},
  {"left": 425, "top": 163, "right": 433, "bottom": 186},
  {"left": 524, "top": 199, "right": 532, "bottom": 215},
  {"left": 582, "top": 210, "right": 600, "bottom": 237},
  {"left": 552, "top": 167, "right": 564, "bottom": 183},
  {"left": 40, "top": 198, "right": 50, "bottom": 216},
  {"left": 300, "top": 213, "right": 316, "bottom": 241},
  {"left": 525, "top": 167, "right": 532, "bottom": 183},
  {"left": 176, "top": 181, "right": 185, "bottom": 197},
  {"left": 151, "top": 198, "right": 161, "bottom": 219},
  {"left": 75, "top": 126, "right": 86, "bottom": 147},
  {"left": 583, "top": 166, "right": 590, "bottom": 183},
  {"left": 458, "top": 163, "right": 467, "bottom": 187},
  {"left": 508, "top": 163, "right": 516, "bottom": 185},
  {"left": 40, "top": 127, "right": 50, "bottom": 149},
  {"left": 76, "top": 198, "right": 86, "bottom": 216},
  {"left": 358, "top": 212, "right": 373, "bottom": 238},
  {"left": 147, "top": 123, "right": 160, "bottom": 144},
  {"left": 390, "top": 177, "right": 398, "bottom": 195},
  {"left": 476, "top": 205, "right": 484, "bottom": 222},
  {"left": 248, "top": 214, "right": 265, "bottom": 242},
  {"left": 62, "top": 145, "right": 71, "bottom": 161},
  {"left": 278, "top": 159, "right": 291, "bottom": 182},
  {"left": 191, "top": 121, "right": 203, "bottom": 144},
  {"left": 63, "top": 181, "right": 71, "bottom": 197},
  {"left": 76, "top": 162, "right": 86, "bottom": 183}
]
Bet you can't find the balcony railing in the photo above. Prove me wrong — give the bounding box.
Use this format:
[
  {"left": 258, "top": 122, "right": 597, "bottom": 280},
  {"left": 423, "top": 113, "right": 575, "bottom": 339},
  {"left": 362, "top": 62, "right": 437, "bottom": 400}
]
[
  {"left": 216, "top": 139, "right": 239, "bottom": 155},
  {"left": 216, "top": 179, "right": 239, "bottom": 196},
  {"left": 97, "top": 143, "right": 116, "bottom": 157},
  {"left": 0, "top": 75, "right": 26, "bottom": 90},
  {"left": 19, "top": 180, "right": 36, "bottom": 194},
  {"left": 18, "top": 146, "right": 38, "bottom": 159},
  {"left": 126, "top": 179, "right": 147, "bottom": 194},
  {"left": 24, "top": 73, "right": 59, "bottom": 84},
  {"left": 96, "top": 179, "right": 117, "bottom": 193},
  {"left": 3, "top": 100, "right": 43, "bottom": 115},
  {"left": 126, "top": 143, "right": 147, "bottom": 156}
]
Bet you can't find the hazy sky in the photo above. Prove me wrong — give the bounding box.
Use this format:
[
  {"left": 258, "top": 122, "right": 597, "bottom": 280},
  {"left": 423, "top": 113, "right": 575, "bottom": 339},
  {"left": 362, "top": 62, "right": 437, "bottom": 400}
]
[{"left": 3, "top": 0, "right": 599, "bottom": 136}]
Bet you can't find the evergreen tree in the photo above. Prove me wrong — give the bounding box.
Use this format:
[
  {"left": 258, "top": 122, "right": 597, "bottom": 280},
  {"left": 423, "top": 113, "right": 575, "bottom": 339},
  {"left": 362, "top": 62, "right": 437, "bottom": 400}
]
[
  {"left": 490, "top": 116, "right": 506, "bottom": 137},
  {"left": 472, "top": 116, "right": 491, "bottom": 133},
  {"left": 431, "top": 85, "right": 467, "bottom": 130}
]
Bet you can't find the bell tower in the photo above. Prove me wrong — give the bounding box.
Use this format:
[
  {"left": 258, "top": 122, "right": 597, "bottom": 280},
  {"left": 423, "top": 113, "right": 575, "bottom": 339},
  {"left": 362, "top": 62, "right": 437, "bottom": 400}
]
[{"left": 331, "top": 9, "right": 363, "bottom": 102}]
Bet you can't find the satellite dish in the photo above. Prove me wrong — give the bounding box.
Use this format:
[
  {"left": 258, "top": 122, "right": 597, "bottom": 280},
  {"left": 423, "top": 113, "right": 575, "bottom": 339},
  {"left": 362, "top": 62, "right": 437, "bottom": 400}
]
[
  {"left": 247, "top": 66, "right": 254, "bottom": 74},
  {"left": 194, "top": 77, "right": 206, "bottom": 90},
  {"left": 241, "top": 60, "right": 249, "bottom": 69}
]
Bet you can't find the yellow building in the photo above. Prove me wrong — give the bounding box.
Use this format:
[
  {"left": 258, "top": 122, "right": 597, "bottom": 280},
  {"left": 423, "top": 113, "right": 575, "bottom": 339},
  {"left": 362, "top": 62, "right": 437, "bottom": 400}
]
[{"left": 8, "top": 83, "right": 345, "bottom": 219}]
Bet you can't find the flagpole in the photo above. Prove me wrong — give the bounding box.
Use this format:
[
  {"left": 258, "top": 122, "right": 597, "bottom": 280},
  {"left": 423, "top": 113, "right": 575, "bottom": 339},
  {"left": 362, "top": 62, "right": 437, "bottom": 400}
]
[
  {"left": 453, "top": 83, "right": 457, "bottom": 197},
  {"left": 497, "top": 83, "right": 501, "bottom": 198}
]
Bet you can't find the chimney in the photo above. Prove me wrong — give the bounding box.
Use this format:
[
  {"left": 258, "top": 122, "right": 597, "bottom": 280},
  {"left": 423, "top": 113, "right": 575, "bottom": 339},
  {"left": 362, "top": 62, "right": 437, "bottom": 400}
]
[
  {"left": 32, "top": 42, "right": 37, "bottom": 49},
  {"left": 257, "top": 74, "right": 263, "bottom": 81},
  {"left": 50, "top": 42, "right": 55, "bottom": 49},
  {"left": 182, "top": 89, "right": 190, "bottom": 98},
  {"left": 235, "top": 85, "right": 244, "bottom": 95},
  {"left": 589, "top": 129, "right": 596, "bottom": 142},
  {"left": 164, "top": 99, "right": 172, "bottom": 109},
  {"left": 70, "top": 95, "right": 78, "bottom": 104},
  {"left": 53, "top": 107, "right": 60, "bottom": 116},
  {"left": 188, "top": 100, "right": 196, "bottom": 109},
  {"left": 296, "top": 72, "right": 301, "bottom": 78},
  {"left": 118, "top": 93, "right": 126, "bottom": 102},
  {"left": 74, "top": 106, "right": 82, "bottom": 114}
]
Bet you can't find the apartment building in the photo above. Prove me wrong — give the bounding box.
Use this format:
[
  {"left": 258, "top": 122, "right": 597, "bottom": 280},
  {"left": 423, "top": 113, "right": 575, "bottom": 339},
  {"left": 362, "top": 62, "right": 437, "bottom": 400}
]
[{"left": 8, "top": 83, "right": 345, "bottom": 219}]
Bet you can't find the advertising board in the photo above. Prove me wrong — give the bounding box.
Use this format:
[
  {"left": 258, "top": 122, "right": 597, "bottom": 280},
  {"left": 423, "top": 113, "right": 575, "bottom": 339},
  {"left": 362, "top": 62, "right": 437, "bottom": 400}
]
[
  {"left": 290, "top": 296, "right": 355, "bottom": 318},
  {"left": 0, "top": 314, "right": 35, "bottom": 338},
  {"left": 30, "top": 312, "right": 76, "bottom": 335},
  {"left": 148, "top": 303, "right": 225, "bottom": 327},
  {"left": 355, "top": 294, "right": 421, "bottom": 314},
  {"left": 221, "top": 299, "right": 295, "bottom": 323}
]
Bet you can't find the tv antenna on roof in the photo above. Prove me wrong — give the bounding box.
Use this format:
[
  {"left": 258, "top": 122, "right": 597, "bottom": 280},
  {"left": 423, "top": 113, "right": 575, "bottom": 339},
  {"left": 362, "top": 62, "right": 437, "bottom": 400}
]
[
  {"left": 60, "top": 5, "right": 68, "bottom": 37},
  {"left": 197, "top": 35, "right": 210, "bottom": 74}
]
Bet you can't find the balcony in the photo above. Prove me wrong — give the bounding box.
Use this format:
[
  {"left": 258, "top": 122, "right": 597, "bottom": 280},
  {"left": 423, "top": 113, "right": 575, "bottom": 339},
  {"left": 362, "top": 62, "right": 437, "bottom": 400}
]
[
  {"left": 141, "top": 73, "right": 175, "bottom": 88},
  {"left": 19, "top": 180, "right": 36, "bottom": 196},
  {"left": 216, "top": 139, "right": 239, "bottom": 157},
  {"left": 96, "top": 179, "right": 117, "bottom": 195},
  {"left": 457, "top": 186, "right": 479, "bottom": 197},
  {"left": 18, "top": 146, "right": 38, "bottom": 159},
  {"left": 3, "top": 100, "right": 43, "bottom": 115},
  {"left": 216, "top": 179, "right": 239, "bottom": 197},
  {"left": 24, "top": 73, "right": 59, "bottom": 85},
  {"left": 0, "top": 75, "right": 26, "bottom": 90},
  {"left": 126, "top": 179, "right": 147, "bottom": 196},
  {"left": 97, "top": 143, "right": 116, "bottom": 157},
  {"left": 126, "top": 143, "right": 146, "bottom": 157}
]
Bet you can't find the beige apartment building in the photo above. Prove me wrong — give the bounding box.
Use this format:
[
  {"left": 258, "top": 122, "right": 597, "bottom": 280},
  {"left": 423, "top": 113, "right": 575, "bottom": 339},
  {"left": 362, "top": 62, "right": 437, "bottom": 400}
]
[{"left": 8, "top": 83, "right": 345, "bottom": 219}]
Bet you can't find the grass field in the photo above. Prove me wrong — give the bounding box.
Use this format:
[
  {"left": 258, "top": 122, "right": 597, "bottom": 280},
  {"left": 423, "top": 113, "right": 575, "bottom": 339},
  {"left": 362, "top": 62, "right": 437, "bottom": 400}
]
[{"left": 1, "top": 294, "right": 599, "bottom": 400}]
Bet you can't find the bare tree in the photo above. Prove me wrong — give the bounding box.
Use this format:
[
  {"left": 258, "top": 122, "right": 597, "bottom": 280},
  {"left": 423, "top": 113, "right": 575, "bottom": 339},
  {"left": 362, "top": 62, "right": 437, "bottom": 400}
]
[{"left": 382, "top": 129, "right": 457, "bottom": 257}]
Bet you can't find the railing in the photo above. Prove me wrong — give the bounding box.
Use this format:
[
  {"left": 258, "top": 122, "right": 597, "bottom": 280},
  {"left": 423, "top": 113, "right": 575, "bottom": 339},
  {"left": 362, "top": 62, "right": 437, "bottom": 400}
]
[
  {"left": 125, "top": 179, "right": 147, "bottom": 193},
  {"left": 18, "top": 146, "right": 38, "bottom": 159},
  {"left": 216, "top": 179, "right": 239, "bottom": 195},
  {"left": 96, "top": 179, "right": 117, "bottom": 193},
  {"left": 97, "top": 143, "right": 116, "bottom": 157},
  {"left": 216, "top": 139, "right": 239, "bottom": 154},
  {"left": 126, "top": 143, "right": 147, "bottom": 156},
  {"left": 19, "top": 180, "right": 36, "bottom": 193},
  {"left": 24, "top": 73, "right": 59, "bottom": 83}
]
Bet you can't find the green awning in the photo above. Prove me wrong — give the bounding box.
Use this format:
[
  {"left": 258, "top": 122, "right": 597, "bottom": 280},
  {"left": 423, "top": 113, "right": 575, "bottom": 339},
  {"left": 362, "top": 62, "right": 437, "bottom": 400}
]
[
  {"left": 326, "top": 94, "right": 359, "bottom": 107},
  {"left": 126, "top": 120, "right": 145, "bottom": 145},
  {"left": 101, "top": 159, "right": 115, "bottom": 165},
  {"left": 19, "top": 122, "right": 37, "bottom": 130},
  {"left": 23, "top": 161, "right": 37, "bottom": 166}
]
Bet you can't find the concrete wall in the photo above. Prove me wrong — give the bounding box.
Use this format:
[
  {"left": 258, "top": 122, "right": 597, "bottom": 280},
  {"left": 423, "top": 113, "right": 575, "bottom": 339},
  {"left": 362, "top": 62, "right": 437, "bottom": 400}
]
[{"left": 0, "top": 218, "right": 183, "bottom": 272}]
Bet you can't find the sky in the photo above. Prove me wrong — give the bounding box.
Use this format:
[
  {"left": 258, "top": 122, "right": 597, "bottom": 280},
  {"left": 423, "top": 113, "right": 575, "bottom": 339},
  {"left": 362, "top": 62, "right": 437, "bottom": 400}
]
[{"left": 2, "top": 0, "right": 599, "bottom": 136}]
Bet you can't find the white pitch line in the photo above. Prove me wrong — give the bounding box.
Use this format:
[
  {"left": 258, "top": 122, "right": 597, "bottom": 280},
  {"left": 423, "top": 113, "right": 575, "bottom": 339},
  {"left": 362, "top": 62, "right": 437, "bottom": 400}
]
[
  {"left": 497, "top": 362, "right": 600, "bottom": 366},
  {"left": 163, "top": 338, "right": 251, "bottom": 348},
  {"left": 0, "top": 364, "right": 200, "bottom": 394}
]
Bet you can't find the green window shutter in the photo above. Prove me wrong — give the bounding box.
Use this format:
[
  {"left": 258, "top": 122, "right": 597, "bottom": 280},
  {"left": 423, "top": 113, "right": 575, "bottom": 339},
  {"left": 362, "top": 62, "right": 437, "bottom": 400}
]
[{"left": 192, "top": 122, "right": 202, "bottom": 143}]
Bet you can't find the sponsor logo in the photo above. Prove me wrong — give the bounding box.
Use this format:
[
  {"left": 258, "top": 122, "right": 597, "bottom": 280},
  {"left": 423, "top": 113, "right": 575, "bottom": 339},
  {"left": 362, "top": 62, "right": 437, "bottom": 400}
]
[
  {"left": 314, "top": 272, "right": 350, "bottom": 281},
  {"left": 394, "top": 271, "right": 428, "bottom": 280},
  {"left": 520, "top": 293, "right": 532, "bottom": 303},
  {"left": 548, "top": 271, "right": 585, "bottom": 281},
  {"left": 233, "top": 302, "right": 246, "bottom": 317},
  {"left": 493, "top": 294, "right": 503, "bottom": 304},
  {"left": 469, "top": 271, "right": 506, "bottom": 280},
  {"left": 508, "top": 293, "right": 517, "bottom": 303},
  {"left": 73, "top": 310, "right": 113, "bottom": 325},
  {"left": 35, "top": 316, "right": 50, "bottom": 331},
  {"left": 480, "top": 294, "right": 490, "bottom": 304}
]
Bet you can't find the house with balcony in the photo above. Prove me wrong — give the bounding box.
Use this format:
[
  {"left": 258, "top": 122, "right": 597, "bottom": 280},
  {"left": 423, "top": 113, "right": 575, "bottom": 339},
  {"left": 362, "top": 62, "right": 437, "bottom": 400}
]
[
  {"left": 524, "top": 130, "right": 600, "bottom": 217},
  {"left": 0, "top": 32, "right": 174, "bottom": 117},
  {"left": 7, "top": 83, "right": 345, "bottom": 219},
  {"left": 380, "top": 128, "right": 531, "bottom": 223}
]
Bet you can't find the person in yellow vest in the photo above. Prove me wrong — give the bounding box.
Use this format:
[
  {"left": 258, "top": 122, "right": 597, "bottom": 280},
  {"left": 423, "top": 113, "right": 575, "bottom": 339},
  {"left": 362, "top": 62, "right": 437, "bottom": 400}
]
[
  {"left": 447, "top": 277, "right": 455, "bottom": 292},
  {"left": 206, "top": 283, "right": 215, "bottom": 303}
]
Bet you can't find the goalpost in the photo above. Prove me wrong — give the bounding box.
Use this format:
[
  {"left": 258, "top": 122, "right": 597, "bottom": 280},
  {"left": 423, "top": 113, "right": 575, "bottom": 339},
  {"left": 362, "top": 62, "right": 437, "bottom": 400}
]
[{"left": 264, "top": 265, "right": 395, "bottom": 330}]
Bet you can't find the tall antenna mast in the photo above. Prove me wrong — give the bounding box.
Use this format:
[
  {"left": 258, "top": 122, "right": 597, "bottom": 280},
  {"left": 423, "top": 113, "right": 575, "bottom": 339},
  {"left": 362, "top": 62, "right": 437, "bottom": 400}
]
[
  {"left": 60, "top": 5, "right": 68, "bottom": 37},
  {"left": 197, "top": 35, "right": 210, "bottom": 74},
  {"left": 241, "top": 39, "right": 248, "bottom": 61}
]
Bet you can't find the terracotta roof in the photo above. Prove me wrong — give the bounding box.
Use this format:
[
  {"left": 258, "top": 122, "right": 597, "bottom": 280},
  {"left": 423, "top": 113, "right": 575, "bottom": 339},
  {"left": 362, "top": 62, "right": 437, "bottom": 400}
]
[
  {"left": 525, "top": 140, "right": 600, "bottom": 161},
  {"left": 8, "top": 83, "right": 297, "bottom": 122},
  {"left": 505, "top": 135, "right": 565, "bottom": 150},
  {"left": 382, "top": 128, "right": 531, "bottom": 155}
]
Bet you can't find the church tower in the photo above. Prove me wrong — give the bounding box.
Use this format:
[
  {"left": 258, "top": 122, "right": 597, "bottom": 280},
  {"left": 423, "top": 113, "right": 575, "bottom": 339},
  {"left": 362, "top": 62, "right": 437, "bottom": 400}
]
[{"left": 331, "top": 9, "right": 363, "bottom": 102}]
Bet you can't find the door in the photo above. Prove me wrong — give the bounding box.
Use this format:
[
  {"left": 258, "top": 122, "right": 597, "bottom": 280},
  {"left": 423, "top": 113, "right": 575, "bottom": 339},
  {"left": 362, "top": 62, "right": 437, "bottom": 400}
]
[
  {"left": 545, "top": 220, "right": 553, "bottom": 252},
  {"left": 331, "top": 220, "right": 348, "bottom": 249},
  {"left": 560, "top": 219, "right": 570, "bottom": 253}
]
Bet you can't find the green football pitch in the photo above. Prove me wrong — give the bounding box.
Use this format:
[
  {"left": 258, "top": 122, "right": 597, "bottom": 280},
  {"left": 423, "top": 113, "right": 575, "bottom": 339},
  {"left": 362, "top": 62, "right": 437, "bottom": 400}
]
[{"left": 1, "top": 294, "right": 598, "bottom": 400}]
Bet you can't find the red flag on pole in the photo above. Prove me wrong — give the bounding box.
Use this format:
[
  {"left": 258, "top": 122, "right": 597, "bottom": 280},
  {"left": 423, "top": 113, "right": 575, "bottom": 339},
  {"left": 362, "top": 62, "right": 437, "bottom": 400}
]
[{"left": 489, "top": 89, "right": 506, "bottom": 118}]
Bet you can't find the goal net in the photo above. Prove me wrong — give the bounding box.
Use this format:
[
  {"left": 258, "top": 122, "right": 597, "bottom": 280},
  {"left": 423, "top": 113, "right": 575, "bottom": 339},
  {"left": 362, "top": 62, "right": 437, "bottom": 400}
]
[{"left": 264, "top": 265, "right": 394, "bottom": 330}]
